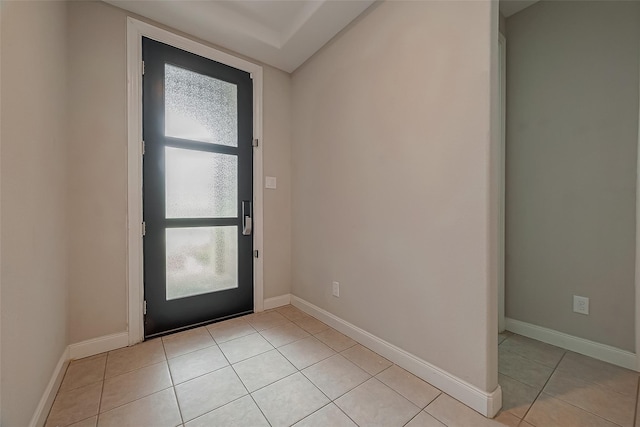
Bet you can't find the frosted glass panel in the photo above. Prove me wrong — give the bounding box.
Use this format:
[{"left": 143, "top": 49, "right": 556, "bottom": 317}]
[
  {"left": 166, "top": 226, "right": 238, "bottom": 300},
  {"left": 165, "top": 64, "right": 238, "bottom": 146},
  {"left": 165, "top": 147, "right": 237, "bottom": 218}
]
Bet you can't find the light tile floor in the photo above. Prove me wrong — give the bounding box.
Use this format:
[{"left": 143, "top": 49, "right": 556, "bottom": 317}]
[
  {"left": 498, "top": 330, "right": 640, "bottom": 427},
  {"left": 45, "top": 306, "right": 640, "bottom": 427}
]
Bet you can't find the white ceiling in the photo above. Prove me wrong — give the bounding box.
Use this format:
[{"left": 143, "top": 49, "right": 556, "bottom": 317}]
[
  {"left": 105, "top": 0, "right": 376, "bottom": 73},
  {"left": 499, "top": 0, "right": 540, "bottom": 17}
]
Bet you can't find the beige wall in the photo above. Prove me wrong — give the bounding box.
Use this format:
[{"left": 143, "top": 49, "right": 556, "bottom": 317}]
[
  {"left": 1, "top": 2, "right": 69, "bottom": 425},
  {"left": 263, "top": 67, "right": 293, "bottom": 299},
  {"left": 67, "top": 1, "right": 293, "bottom": 343},
  {"left": 67, "top": 0, "right": 129, "bottom": 343},
  {"left": 291, "top": 0, "right": 497, "bottom": 392},
  {"left": 505, "top": 1, "right": 640, "bottom": 351}
]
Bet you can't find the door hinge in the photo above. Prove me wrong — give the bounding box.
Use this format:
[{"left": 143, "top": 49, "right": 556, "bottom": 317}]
[
  {"left": 143, "top": 300, "right": 147, "bottom": 315},
  {"left": 141, "top": 140, "right": 145, "bottom": 155},
  {"left": 142, "top": 221, "right": 146, "bottom": 236},
  {"left": 254, "top": 250, "right": 259, "bottom": 258},
  {"left": 142, "top": 60, "right": 145, "bottom": 76},
  {"left": 252, "top": 138, "right": 259, "bottom": 148}
]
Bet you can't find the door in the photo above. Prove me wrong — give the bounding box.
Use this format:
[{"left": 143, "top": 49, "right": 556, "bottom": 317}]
[{"left": 142, "top": 37, "right": 254, "bottom": 338}]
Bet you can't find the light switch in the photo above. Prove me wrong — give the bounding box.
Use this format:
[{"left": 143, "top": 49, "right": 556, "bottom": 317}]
[{"left": 265, "top": 176, "right": 277, "bottom": 189}]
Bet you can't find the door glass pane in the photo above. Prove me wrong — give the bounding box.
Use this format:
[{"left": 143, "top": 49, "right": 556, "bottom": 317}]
[
  {"left": 166, "top": 226, "right": 238, "bottom": 300},
  {"left": 165, "top": 147, "right": 237, "bottom": 218},
  {"left": 165, "top": 64, "right": 238, "bottom": 146}
]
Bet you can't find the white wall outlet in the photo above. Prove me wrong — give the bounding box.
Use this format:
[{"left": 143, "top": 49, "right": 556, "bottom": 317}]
[
  {"left": 573, "top": 295, "right": 589, "bottom": 315},
  {"left": 332, "top": 281, "right": 340, "bottom": 297}
]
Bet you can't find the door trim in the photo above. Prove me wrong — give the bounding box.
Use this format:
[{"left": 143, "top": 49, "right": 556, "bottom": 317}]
[
  {"left": 497, "top": 32, "right": 506, "bottom": 333},
  {"left": 636, "top": 43, "right": 640, "bottom": 371},
  {"left": 126, "top": 18, "right": 264, "bottom": 345}
]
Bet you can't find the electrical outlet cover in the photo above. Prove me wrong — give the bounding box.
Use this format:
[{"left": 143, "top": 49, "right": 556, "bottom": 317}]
[{"left": 573, "top": 295, "right": 589, "bottom": 315}]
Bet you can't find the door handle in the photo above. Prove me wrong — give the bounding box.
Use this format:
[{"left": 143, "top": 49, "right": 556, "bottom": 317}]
[{"left": 242, "top": 201, "right": 252, "bottom": 236}]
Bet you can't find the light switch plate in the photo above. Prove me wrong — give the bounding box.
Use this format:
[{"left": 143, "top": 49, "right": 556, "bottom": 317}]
[{"left": 265, "top": 176, "right": 277, "bottom": 189}]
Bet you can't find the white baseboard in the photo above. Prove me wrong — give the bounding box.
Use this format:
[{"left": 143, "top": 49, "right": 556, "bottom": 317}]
[
  {"left": 69, "top": 332, "right": 129, "bottom": 360},
  {"left": 291, "top": 296, "right": 502, "bottom": 418},
  {"left": 29, "top": 347, "right": 70, "bottom": 427},
  {"left": 263, "top": 294, "right": 291, "bottom": 310},
  {"left": 505, "top": 318, "right": 637, "bottom": 371}
]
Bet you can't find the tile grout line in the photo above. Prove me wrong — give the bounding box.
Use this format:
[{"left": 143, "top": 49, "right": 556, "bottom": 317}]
[
  {"left": 515, "top": 348, "right": 567, "bottom": 424},
  {"left": 507, "top": 338, "right": 632, "bottom": 427},
  {"left": 634, "top": 376, "right": 640, "bottom": 427},
  {"left": 206, "top": 320, "right": 271, "bottom": 423},
  {"left": 160, "top": 334, "right": 186, "bottom": 427},
  {"left": 218, "top": 334, "right": 275, "bottom": 427},
  {"left": 257, "top": 312, "right": 365, "bottom": 425},
  {"left": 95, "top": 350, "right": 109, "bottom": 423}
]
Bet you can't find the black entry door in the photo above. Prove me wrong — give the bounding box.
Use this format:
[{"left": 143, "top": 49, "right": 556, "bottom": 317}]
[{"left": 143, "top": 38, "right": 254, "bottom": 338}]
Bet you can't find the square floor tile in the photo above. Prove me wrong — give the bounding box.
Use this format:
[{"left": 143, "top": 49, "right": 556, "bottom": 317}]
[
  {"left": 252, "top": 372, "right": 330, "bottom": 427},
  {"left": 46, "top": 382, "right": 103, "bottom": 427},
  {"left": 175, "top": 366, "right": 247, "bottom": 422},
  {"left": 302, "top": 354, "right": 370, "bottom": 400},
  {"left": 341, "top": 344, "right": 392, "bottom": 375},
  {"left": 498, "top": 348, "right": 553, "bottom": 390},
  {"left": 100, "top": 362, "right": 172, "bottom": 413},
  {"left": 259, "top": 322, "right": 310, "bottom": 348},
  {"left": 277, "top": 305, "right": 310, "bottom": 322},
  {"left": 218, "top": 333, "right": 274, "bottom": 364},
  {"left": 68, "top": 416, "right": 98, "bottom": 427},
  {"left": 292, "top": 316, "right": 330, "bottom": 334},
  {"left": 278, "top": 336, "right": 336, "bottom": 370},
  {"left": 500, "top": 335, "right": 565, "bottom": 368},
  {"left": 185, "top": 395, "right": 269, "bottom": 427},
  {"left": 405, "top": 411, "right": 446, "bottom": 427},
  {"left": 425, "top": 394, "right": 496, "bottom": 427},
  {"left": 162, "top": 327, "right": 215, "bottom": 359},
  {"left": 247, "top": 311, "right": 289, "bottom": 331},
  {"left": 525, "top": 393, "right": 618, "bottom": 427},
  {"left": 376, "top": 365, "right": 441, "bottom": 408},
  {"left": 61, "top": 355, "right": 107, "bottom": 392},
  {"left": 168, "top": 345, "right": 228, "bottom": 384},
  {"left": 105, "top": 339, "right": 165, "bottom": 379},
  {"left": 498, "top": 373, "right": 539, "bottom": 418},
  {"left": 493, "top": 411, "right": 522, "bottom": 426},
  {"left": 336, "top": 378, "right": 420, "bottom": 427},
  {"left": 233, "top": 349, "right": 297, "bottom": 392},
  {"left": 556, "top": 351, "right": 639, "bottom": 396},
  {"left": 314, "top": 328, "right": 356, "bottom": 352},
  {"left": 293, "top": 403, "right": 357, "bottom": 427},
  {"left": 97, "top": 388, "right": 181, "bottom": 427},
  {"left": 207, "top": 319, "right": 256, "bottom": 344},
  {"left": 544, "top": 369, "right": 635, "bottom": 427}
]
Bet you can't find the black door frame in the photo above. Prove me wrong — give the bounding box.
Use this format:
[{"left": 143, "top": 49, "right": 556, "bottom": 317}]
[
  {"left": 126, "top": 19, "right": 264, "bottom": 345},
  {"left": 142, "top": 37, "right": 254, "bottom": 338}
]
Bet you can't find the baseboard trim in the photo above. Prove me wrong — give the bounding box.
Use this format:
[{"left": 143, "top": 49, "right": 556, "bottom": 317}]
[
  {"left": 291, "top": 296, "right": 502, "bottom": 417},
  {"left": 29, "top": 347, "right": 70, "bottom": 427},
  {"left": 69, "top": 332, "right": 129, "bottom": 360},
  {"left": 263, "top": 294, "right": 291, "bottom": 310},
  {"left": 505, "top": 318, "right": 637, "bottom": 371}
]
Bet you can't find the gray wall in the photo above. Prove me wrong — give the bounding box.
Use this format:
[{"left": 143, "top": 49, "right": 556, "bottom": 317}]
[
  {"left": 1, "top": 2, "right": 69, "bottom": 424},
  {"left": 292, "top": 0, "right": 499, "bottom": 393},
  {"left": 505, "top": 1, "right": 640, "bottom": 351}
]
